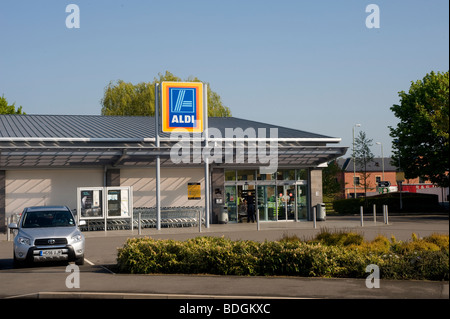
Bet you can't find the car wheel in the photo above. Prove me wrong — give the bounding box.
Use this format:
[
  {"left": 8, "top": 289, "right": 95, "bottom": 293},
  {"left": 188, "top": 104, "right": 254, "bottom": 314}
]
[
  {"left": 75, "top": 256, "right": 84, "bottom": 266},
  {"left": 13, "top": 254, "right": 27, "bottom": 268}
]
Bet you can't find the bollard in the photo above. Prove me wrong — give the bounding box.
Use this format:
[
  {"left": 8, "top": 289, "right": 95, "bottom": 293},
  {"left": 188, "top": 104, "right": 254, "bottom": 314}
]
[
  {"left": 256, "top": 208, "right": 260, "bottom": 231},
  {"left": 199, "top": 209, "right": 202, "bottom": 233},
  {"left": 313, "top": 206, "right": 317, "bottom": 229},
  {"left": 373, "top": 204, "right": 376, "bottom": 224},
  {"left": 385, "top": 205, "right": 389, "bottom": 224},
  {"left": 138, "top": 211, "right": 142, "bottom": 235},
  {"left": 360, "top": 206, "right": 364, "bottom": 227},
  {"left": 6, "top": 216, "right": 10, "bottom": 242}
]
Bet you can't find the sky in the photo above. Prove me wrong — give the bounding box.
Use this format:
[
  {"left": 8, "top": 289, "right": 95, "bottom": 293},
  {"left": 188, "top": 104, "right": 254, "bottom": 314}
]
[{"left": 0, "top": 0, "right": 449, "bottom": 158}]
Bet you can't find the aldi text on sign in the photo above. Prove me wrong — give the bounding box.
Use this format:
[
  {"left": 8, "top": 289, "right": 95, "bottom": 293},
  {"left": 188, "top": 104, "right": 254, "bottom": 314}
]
[{"left": 161, "top": 82, "right": 204, "bottom": 133}]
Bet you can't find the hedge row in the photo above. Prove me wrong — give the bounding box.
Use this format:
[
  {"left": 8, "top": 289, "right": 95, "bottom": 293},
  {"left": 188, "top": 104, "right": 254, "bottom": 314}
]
[
  {"left": 116, "top": 232, "right": 449, "bottom": 280},
  {"left": 332, "top": 193, "right": 442, "bottom": 214}
]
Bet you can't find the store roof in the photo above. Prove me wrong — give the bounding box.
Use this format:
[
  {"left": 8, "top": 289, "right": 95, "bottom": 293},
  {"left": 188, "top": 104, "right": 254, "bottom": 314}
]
[
  {"left": 0, "top": 114, "right": 348, "bottom": 168},
  {"left": 0, "top": 114, "right": 339, "bottom": 142}
]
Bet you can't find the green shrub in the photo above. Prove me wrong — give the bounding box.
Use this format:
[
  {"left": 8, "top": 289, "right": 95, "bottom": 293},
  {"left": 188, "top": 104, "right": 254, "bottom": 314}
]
[
  {"left": 315, "top": 229, "right": 364, "bottom": 246},
  {"left": 116, "top": 233, "right": 449, "bottom": 281},
  {"left": 351, "top": 235, "right": 391, "bottom": 254},
  {"left": 423, "top": 233, "right": 450, "bottom": 250}
]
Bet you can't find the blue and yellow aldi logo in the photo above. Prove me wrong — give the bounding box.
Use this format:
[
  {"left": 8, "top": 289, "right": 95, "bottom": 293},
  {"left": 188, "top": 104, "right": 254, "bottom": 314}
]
[{"left": 161, "top": 82, "right": 204, "bottom": 133}]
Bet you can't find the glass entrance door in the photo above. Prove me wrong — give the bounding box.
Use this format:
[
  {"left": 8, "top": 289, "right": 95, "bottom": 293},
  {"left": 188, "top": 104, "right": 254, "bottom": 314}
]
[
  {"left": 257, "top": 185, "right": 276, "bottom": 221},
  {"left": 224, "top": 169, "right": 309, "bottom": 223},
  {"left": 237, "top": 184, "right": 255, "bottom": 222},
  {"left": 297, "top": 183, "right": 308, "bottom": 220},
  {"left": 277, "top": 185, "right": 295, "bottom": 221},
  {"left": 225, "top": 185, "right": 237, "bottom": 223}
]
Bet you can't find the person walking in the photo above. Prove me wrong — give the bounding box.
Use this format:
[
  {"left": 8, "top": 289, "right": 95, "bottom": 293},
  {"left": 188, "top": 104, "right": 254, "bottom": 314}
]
[{"left": 247, "top": 195, "right": 256, "bottom": 223}]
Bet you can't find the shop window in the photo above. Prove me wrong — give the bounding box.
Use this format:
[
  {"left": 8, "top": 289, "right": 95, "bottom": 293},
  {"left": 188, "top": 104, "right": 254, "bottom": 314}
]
[
  {"left": 225, "top": 170, "right": 236, "bottom": 181},
  {"left": 277, "top": 169, "right": 295, "bottom": 180},
  {"left": 296, "top": 169, "right": 308, "bottom": 180},
  {"left": 237, "top": 169, "right": 255, "bottom": 181},
  {"left": 257, "top": 172, "right": 276, "bottom": 181}
]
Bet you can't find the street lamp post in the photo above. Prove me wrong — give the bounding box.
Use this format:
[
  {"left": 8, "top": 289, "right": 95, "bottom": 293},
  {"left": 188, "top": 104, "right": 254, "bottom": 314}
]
[
  {"left": 352, "top": 124, "right": 361, "bottom": 199},
  {"left": 376, "top": 142, "right": 384, "bottom": 181}
]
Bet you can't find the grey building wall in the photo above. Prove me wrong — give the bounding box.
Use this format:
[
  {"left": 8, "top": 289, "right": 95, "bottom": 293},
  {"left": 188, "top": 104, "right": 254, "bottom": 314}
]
[
  {"left": 211, "top": 168, "right": 225, "bottom": 224},
  {"left": 309, "top": 168, "right": 323, "bottom": 219},
  {"left": 0, "top": 170, "right": 5, "bottom": 233}
]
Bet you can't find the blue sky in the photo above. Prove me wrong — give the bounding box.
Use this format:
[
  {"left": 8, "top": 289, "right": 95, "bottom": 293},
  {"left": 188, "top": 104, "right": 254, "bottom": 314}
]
[{"left": 1, "top": 0, "right": 449, "bottom": 157}]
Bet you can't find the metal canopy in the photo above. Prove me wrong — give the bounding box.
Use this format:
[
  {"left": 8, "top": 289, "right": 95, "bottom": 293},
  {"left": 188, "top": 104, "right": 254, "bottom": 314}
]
[
  {"left": 0, "top": 114, "right": 348, "bottom": 169},
  {"left": 0, "top": 141, "right": 347, "bottom": 169}
]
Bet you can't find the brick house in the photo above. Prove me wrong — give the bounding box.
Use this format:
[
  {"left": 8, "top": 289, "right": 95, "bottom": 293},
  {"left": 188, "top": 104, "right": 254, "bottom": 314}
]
[{"left": 336, "top": 157, "right": 447, "bottom": 200}]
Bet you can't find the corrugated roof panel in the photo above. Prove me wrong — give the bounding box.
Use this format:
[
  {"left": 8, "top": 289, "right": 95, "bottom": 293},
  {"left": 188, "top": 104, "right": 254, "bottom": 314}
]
[{"left": 0, "top": 114, "right": 336, "bottom": 141}]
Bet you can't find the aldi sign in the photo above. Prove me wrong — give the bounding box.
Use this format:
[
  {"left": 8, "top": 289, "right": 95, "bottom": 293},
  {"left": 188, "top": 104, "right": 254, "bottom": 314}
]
[{"left": 161, "top": 82, "right": 204, "bottom": 133}]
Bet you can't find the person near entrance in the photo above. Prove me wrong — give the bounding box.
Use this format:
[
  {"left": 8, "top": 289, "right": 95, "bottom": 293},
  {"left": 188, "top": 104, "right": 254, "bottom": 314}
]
[{"left": 247, "top": 195, "right": 256, "bottom": 223}]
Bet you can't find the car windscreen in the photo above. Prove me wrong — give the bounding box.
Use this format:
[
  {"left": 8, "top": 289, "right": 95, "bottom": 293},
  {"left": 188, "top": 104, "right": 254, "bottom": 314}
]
[{"left": 21, "top": 210, "right": 76, "bottom": 228}]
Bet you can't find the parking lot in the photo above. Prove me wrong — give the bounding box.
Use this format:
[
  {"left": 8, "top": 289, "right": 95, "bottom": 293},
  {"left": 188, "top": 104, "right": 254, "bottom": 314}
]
[{"left": 0, "top": 215, "right": 448, "bottom": 299}]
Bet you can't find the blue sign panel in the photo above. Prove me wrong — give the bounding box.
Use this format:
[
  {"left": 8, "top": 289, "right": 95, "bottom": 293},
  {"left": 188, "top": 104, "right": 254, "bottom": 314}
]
[
  {"left": 169, "top": 88, "right": 196, "bottom": 127},
  {"left": 161, "top": 82, "right": 204, "bottom": 133}
]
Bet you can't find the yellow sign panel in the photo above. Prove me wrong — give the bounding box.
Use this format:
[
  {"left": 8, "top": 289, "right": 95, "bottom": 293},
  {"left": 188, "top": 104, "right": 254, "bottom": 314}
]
[
  {"left": 161, "top": 82, "right": 204, "bottom": 133},
  {"left": 188, "top": 182, "right": 201, "bottom": 200},
  {"left": 396, "top": 171, "right": 405, "bottom": 182}
]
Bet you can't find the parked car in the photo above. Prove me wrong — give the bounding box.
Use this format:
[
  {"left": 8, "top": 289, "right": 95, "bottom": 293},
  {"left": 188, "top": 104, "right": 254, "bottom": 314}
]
[{"left": 8, "top": 206, "right": 86, "bottom": 267}]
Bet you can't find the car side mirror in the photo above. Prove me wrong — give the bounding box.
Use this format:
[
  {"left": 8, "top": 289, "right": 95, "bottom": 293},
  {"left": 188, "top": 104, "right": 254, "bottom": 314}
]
[
  {"left": 8, "top": 223, "right": 18, "bottom": 229},
  {"left": 79, "top": 220, "right": 86, "bottom": 226}
]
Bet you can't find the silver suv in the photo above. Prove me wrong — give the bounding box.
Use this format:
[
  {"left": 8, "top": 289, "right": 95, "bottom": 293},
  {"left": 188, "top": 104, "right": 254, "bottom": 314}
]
[{"left": 8, "top": 206, "right": 86, "bottom": 267}]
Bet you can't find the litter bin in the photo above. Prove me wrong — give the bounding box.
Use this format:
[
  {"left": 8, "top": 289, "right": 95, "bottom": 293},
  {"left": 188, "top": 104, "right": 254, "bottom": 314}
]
[
  {"left": 219, "top": 206, "right": 228, "bottom": 224},
  {"left": 316, "top": 203, "right": 326, "bottom": 221}
]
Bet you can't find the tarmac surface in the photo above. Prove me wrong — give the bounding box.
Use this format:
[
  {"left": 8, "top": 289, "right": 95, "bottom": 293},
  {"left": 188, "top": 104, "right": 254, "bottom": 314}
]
[{"left": 0, "top": 214, "right": 448, "bottom": 303}]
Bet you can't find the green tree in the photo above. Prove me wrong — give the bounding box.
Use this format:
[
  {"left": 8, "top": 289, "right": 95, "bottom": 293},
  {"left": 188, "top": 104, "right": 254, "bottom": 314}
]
[
  {"left": 101, "top": 71, "right": 231, "bottom": 117},
  {"left": 101, "top": 80, "right": 155, "bottom": 116},
  {"left": 389, "top": 71, "right": 449, "bottom": 187},
  {"left": 354, "top": 131, "right": 375, "bottom": 198},
  {"left": 0, "top": 95, "right": 25, "bottom": 114},
  {"left": 322, "top": 159, "right": 344, "bottom": 199}
]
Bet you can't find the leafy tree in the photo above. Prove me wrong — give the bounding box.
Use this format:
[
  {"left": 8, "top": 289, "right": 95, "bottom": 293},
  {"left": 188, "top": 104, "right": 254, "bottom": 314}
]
[
  {"left": 354, "top": 131, "right": 375, "bottom": 198},
  {"left": 322, "top": 159, "right": 344, "bottom": 199},
  {"left": 389, "top": 71, "right": 449, "bottom": 187},
  {"left": 101, "top": 80, "right": 155, "bottom": 116},
  {"left": 0, "top": 95, "right": 25, "bottom": 114},
  {"left": 101, "top": 71, "right": 231, "bottom": 117}
]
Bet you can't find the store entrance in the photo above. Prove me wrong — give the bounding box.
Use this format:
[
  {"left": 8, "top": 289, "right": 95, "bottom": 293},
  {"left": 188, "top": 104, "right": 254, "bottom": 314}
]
[
  {"left": 224, "top": 169, "right": 309, "bottom": 223},
  {"left": 277, "top": 185, "right": 296, "bottom": 221},
  {"left": 257, "top": 185, "right": 276, "bottom": 221},
  {"left": 225, "top": 184, "right": 256, "bottom": 223}
]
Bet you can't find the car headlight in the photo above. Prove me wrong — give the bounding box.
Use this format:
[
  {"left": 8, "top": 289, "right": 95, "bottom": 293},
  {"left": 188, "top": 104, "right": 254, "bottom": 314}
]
[
  {"left": 71, "top": 234, "right": 83, "bottom": 243},
  {"left": 17, "top": 236, "right": 31, "bottom": 245}
]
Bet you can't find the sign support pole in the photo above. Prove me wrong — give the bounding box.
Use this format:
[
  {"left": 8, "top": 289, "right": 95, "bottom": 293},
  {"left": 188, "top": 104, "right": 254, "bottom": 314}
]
[
  {"left": 155, "top": 83, "right": 161, "bottom": 231},
  {"left": 204, "top": 83, "right": 210, "bottom": 228}
]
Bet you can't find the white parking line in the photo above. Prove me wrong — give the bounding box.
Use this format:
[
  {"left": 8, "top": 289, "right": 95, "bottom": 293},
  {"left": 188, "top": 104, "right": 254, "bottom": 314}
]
[
  {"left": 6, "top": 291, "right": 305, "bottom": 299},
  {"left": 84, "top": 258, "right": 95, "bottom": 266}
]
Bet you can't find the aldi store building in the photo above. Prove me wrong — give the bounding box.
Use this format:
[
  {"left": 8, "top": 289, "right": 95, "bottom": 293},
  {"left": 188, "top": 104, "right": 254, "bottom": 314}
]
[{"left": 0, "top": 114, "right": 347, "bottom": 232}]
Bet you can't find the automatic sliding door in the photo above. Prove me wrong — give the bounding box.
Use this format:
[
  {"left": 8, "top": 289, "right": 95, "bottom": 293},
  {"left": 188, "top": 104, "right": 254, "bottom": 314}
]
[
  {"left": 257, "top": 185, "right": 276, "bottom": 221},
  {"left": 297, "top": 184, "right": 308, "bottom": 220},
  {"left": 225, "top": 186, "right": 237, "bottom": 223},
  {"left": 277, "top": 185, "right": 295, "bottom": 221}
]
